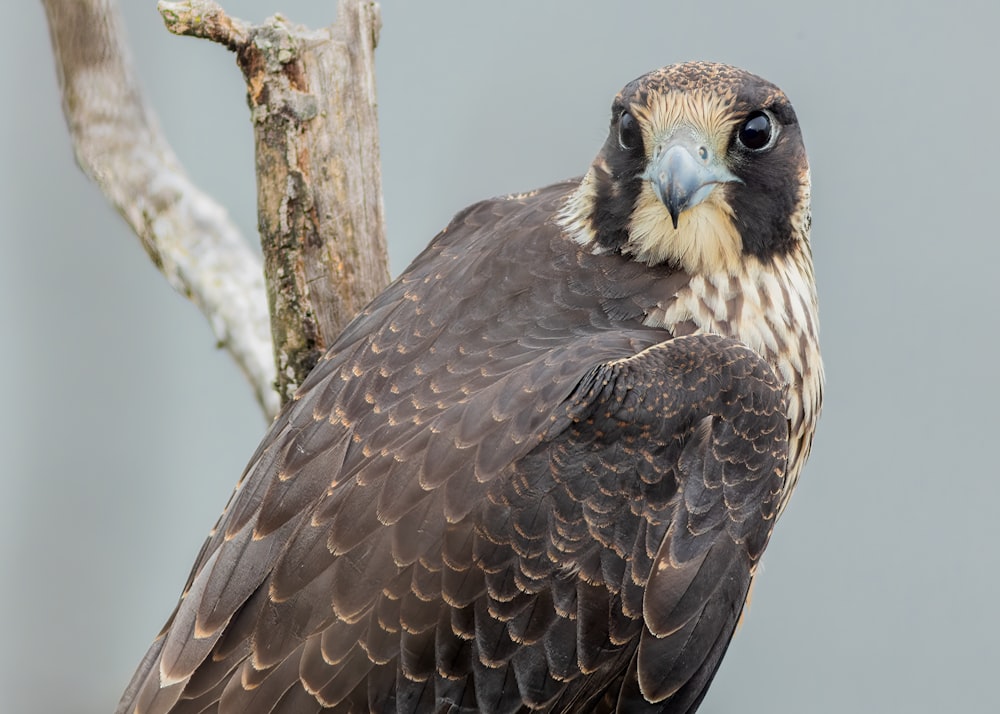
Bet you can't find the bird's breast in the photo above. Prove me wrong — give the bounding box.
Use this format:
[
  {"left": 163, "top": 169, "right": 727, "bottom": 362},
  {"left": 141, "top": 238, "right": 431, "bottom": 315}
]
[{"left": 646, "top": 247, "right": 823, "bottom": 510}]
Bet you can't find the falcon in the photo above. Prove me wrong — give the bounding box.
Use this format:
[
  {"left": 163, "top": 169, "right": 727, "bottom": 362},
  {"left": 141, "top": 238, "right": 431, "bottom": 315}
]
[{"left": 118, "top": 61, "right": 823, "bottom": 713}]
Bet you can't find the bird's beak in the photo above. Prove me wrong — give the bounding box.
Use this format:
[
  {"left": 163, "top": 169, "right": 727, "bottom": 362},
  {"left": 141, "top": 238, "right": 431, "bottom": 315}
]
[{"left": 645, "top": 134, "right": 742, "bottom": 229}]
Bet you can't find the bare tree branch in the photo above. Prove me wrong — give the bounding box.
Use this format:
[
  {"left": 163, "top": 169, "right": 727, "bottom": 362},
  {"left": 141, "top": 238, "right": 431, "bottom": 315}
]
[
  {"left": 158, "top": 0, "right": 248, "bottom": 50},
  {"left": 42, "top": 0, "right": 279, "bottom": 418},
  {"left": 161, "top": 0, "right": 391, "bottom": 405}
]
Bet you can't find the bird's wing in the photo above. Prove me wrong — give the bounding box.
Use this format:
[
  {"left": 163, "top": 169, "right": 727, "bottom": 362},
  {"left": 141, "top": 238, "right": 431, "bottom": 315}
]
[
  {"left": 594, "top": 335, "right": 788, "bottom": 713},
  {"left": 119, "top": 328, "right": 786, "bottom": 714},
  {"left": 464, "top": 333, "right": 788, "bottom": 714}
]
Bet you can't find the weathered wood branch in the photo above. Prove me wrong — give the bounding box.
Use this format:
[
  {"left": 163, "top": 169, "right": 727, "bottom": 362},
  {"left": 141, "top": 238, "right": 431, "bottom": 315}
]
[
  {"left": 161, "top": 0, "right": 391, "bottom": 406},
  {"left": 42, "top": 0, "right": 279, "bottom": 418},
  {"left": 44, "top": 0, "right": 390, "bottom": 416}
]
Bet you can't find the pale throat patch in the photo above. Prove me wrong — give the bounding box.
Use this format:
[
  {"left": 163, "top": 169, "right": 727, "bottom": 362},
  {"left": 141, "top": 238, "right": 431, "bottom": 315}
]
[
  {"left": 625, "top": 185, "right": 743, "bottom": 275},
  {"left": 557, "top": 168, "right": 744, "bottom": 276}
]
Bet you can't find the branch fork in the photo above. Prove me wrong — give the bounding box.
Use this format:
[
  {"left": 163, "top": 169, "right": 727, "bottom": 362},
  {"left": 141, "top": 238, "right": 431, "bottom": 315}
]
[{"left": 44, "top": 0, "right": 389, "bottom": 418}]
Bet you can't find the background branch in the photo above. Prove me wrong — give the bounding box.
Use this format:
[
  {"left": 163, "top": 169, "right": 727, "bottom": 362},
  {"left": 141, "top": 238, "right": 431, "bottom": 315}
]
[
  {"left": 42, "top": 0, "right": 279, "bottom": 417},
  {"left": 161, "top": 0, "right": 390, "bottom": 405}
]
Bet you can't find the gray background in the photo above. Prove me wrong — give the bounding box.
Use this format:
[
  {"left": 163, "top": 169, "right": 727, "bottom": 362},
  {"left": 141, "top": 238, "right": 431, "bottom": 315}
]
[{"left": 3, "top": 1, "right": 996, "bottom": 712}]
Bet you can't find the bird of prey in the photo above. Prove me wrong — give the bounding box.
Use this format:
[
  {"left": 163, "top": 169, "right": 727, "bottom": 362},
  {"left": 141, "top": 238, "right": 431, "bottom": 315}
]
[{"left": 118, "top": 61, "right": 823, "bottom": 714}]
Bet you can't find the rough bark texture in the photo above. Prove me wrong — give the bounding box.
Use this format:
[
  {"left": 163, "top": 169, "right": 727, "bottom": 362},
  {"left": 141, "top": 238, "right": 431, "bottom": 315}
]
[
  {"left": 42, "top": 0, "right": 279, "bottom": 417},
  {"left": 161, "top": 0, "right": 391, "bottom": 406}
]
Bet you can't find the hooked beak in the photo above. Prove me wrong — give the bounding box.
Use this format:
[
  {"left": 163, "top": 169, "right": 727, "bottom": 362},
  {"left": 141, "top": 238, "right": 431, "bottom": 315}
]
[{"left": 645, "top": 135, "right": 742, "bottom": 228}]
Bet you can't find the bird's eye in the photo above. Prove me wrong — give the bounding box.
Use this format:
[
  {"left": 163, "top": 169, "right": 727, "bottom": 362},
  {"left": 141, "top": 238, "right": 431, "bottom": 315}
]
[
  {"left": 737, "top": 110, "right": 775, "bottom": 151},
  {"left": 618, "top": 111, "right": 641, "bottom": 151}
]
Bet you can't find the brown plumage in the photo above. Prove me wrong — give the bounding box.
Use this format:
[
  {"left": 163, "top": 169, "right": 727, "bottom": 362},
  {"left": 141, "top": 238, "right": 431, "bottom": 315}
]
[{"left": 117, "top": 61, "right": 822, "bottom": 713}]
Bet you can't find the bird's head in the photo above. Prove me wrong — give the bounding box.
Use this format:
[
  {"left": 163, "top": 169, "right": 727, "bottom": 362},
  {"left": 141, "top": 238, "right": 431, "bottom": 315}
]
[{"left": 561, "top": 61, "right": 811, "bottom": 277}]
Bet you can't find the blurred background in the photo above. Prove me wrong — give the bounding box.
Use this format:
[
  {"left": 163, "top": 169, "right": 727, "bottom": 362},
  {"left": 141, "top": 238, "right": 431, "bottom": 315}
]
[{"left": 3, "top": 1, "right": 998, "bottom": 712}]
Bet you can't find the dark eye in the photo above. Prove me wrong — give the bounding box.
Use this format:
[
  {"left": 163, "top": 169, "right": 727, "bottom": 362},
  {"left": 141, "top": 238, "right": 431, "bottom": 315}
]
[
  {"left": 618, "top": 111, "right": 641, "bottom": 151},
  {"left": 737, "top": 110, "right": 774, "bottom": 151}
]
